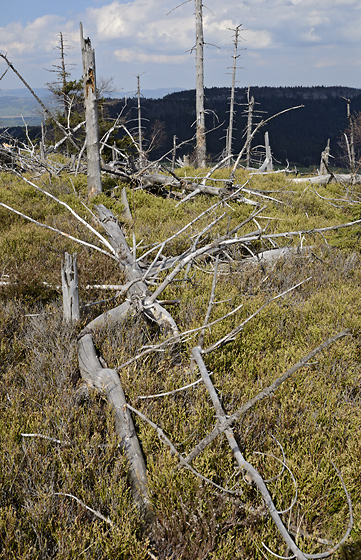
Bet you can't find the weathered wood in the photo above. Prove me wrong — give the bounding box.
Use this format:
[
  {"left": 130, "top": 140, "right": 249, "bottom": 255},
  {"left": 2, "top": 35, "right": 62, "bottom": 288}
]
[
  {"left": 195, "top": 0, "right": 206, "bottom": 168},
  {"left": 291, "top": 173, "right": 361, "bottom": 185},
  {"left": 121, "top": 187, "right": 133, "bottom": 221},
  {"left": 95, "top": 204, "right": 180, "bottom": 336},
  {"left": 225, "top": 25, "right": 242, "bottom": 165},
  {"left": 80, "top": 23, "right": 102, "bottom": 198},
  {"left": 319, "top": 138, "right": 330, "bottom": 175},
  {"left": 78, "top": 333, "right": 151, "bottom": 518},
  {"left": 246, "top": 90, "right": 254, "bottom": 168},
  {"left": 61, "top": 252, "right": 80, "bottom": 323},
  {"left": 264, "top": 131, "right": 273, "bottom": 172}
]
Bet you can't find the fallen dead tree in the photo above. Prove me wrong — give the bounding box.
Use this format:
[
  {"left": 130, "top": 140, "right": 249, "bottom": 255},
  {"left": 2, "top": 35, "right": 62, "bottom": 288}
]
[
  {"left": 1, "top": 168, "right": 357, "bottom": 556},
  {"left": 291, "top": 173, "right": 361, "bottom": 185}
]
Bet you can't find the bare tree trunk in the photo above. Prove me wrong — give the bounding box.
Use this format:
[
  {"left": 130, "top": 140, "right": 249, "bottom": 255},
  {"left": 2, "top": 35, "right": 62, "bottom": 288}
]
[
  {"left": 59, "top": 32, "right": 68, "bottom": 117},
  {"left": 136, "top": 75, "right": 144, "bottom": 168},
  {"left": 80, "top": 22, "right": 102, "bottom": 198},
  {"left": 226, "top": 25, "right": 242, "bottom": 166},
  {"left": 61, "top": 252, "right": 80, "bottom": 323},
  {"left": 319, "top": 138, "right": 330, "bottom": 175},
  {"left": 121, "top": 187, "right": 133, "bottom": 221},
  {"left": 40, "top": 120, "right": 46, "bottom": 161},
  {"left": 344, "top": 98, "right": 356, "bottom": 183},
  {"left": 195, "top": 0, "right": 206, "bottom": 168},
  {"left": 172, "top": 134, "right": 177, "bottom": 172},
  {"left": 246, "top": 89, "right": 254, "bottom": 168},
  {"left": 264, "top": 131, "right": 273, "bottom": 171}
]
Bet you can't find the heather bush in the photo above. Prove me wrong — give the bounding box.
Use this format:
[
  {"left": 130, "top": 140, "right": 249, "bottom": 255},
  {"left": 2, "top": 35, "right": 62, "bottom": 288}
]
[{"left": 1, "top": 168, "right": 361, "bottom": 558}]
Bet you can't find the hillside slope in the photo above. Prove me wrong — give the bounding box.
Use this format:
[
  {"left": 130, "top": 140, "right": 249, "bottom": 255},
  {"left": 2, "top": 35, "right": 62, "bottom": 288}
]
[{"left": 0, "top": 167, "right": 361, "bottom": 559}]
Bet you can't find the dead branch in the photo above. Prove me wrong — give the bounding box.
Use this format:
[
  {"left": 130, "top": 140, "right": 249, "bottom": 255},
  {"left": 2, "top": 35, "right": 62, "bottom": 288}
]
[
  {"left": 191, "top": 346, "right": 353, "bottom": 559},
  {"left": 184, "top": 330, "right": 350, "bottom": 464},
  {"left": 0, "top": 52, "right": 79, "bottom": 151},
  {"left": 125, "top": 403, "right": 241, "bottom": 496},
  {"left": 0, "top": 201, "right": 115, "bottom": 259},
  {"left": 77, "top": 333, "right": 152, "bottom": 518},
  {"left": 230, "top": 105, "right": 304, "bottom": 180},
  {"left": 51, "top": 492, "right": 113, "bottom": 526},
  {"left": 291, "top": 173, "right": 361, "bottom": 185},
  {"left": 192, "top": 346, "right": 309, "bottom": 559}
]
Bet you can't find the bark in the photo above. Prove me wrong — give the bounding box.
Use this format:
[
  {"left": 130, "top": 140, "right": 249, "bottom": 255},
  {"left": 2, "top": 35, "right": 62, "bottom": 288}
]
[
  {"left": 61, "top": 252, "right": 80, "bottom": 323},
  {"left": 320, "top": 138, "right": 330, "bottom": 175},
  {"left": 226, "top": 25, "right": 241, "bottom": 165},
  {"left": 195, "top": 0, "right": 206, "bottom": 168},
  {"left": 78, "top": 333, "right": 151, "bottom": 518},
  {"left": 80, "top": 23, "right": 102, "bottom": 198},
  {"left": 291, "top": 173, "right": 361, "bottom": 185},
  {"left": 246, "top": 90, "right": 254, "bottom": 168}
]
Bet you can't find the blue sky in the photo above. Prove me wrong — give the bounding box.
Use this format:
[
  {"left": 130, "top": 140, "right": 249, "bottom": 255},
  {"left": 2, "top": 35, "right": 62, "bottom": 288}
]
[{"left": 1, "top": 0, "right": 361, "bottom": 94}]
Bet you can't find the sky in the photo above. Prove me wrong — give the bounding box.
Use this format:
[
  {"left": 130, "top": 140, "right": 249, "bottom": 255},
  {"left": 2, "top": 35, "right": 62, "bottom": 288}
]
[{"left": 1, "top": 0, "right": 361, "bottom": 95}]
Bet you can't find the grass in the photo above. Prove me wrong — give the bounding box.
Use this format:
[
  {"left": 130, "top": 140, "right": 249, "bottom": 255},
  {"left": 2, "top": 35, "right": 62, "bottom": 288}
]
[{"left": 1, "top": 167, "right": 361, "bottom": 559}]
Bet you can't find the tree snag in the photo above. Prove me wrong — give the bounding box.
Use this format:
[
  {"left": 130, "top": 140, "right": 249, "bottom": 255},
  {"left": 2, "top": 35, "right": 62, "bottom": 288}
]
[
  {"left": 61, "top": 252, "right": 80, "bottom": 323},
  {"left": 80, "top": 22, "right": 102, "bottom": 198},
  {"left": 195, "top": 0, "right": 206, "bottom": 168}
]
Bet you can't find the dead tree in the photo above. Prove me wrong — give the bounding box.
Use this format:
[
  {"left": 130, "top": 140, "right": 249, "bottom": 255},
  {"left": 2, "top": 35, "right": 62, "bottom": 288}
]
[
  {"left": 195, "top": 0, "right": 206, "bottom": 168},
  {"left": 225, "top": 24, "right": 242, "bottom": 165},
  {"left": 0, "top": 52, "right": 79, "bottom": 152},
  {"left": 1, "top": 169, "right": 356, "bottom": 555},
  {"left": 343, "top": 97, "right": 356, "bottom": 183},
  {"left": 136, "top": 74, "right": 145, "bottom": 168},
  {"left": 264, "top": 131, "right": 273, "bottom": 171},
  {"left": 320, "top": 138, "right": 330, "bottom": 175},
  {"left": 61, "top": 252, "right": 80, "bottom": 323},
  {"left": 246, "top": 88, "right": 255, "bottom": 168},
  {"left": 80, "top": 22, "right": 102, "bottom": 197}
]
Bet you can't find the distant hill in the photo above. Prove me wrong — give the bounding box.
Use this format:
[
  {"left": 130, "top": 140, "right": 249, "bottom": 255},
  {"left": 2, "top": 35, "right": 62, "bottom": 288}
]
[
  {"left": 104, "top": 86, "right": 361, "bottom": 168},
  {"left": 0, "top": 87, "right": 184, "bottom": 126},
  {"left": 2, "top": 85, "right": 361, "bottom": 167}
]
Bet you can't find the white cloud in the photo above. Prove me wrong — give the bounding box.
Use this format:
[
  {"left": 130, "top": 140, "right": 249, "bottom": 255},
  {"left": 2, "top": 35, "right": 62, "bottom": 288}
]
[
  {"left": 1, "top": 0, "right": 361, "bottom": 91},
  {"left": 0, "top": 16, "right": 74, "bottom": 56},
  {"left": 114, "top": 48, "right": 187, "bottom": 64}
]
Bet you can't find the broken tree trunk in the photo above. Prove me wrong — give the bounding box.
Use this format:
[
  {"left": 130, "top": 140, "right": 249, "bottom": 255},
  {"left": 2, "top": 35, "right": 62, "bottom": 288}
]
[
  {"left": 136, "top": 75, "right": 144, "bottom": 168},
  {"left": 61, "top": 252, "right": 80, "bottom": 323},
  {"left": 264, "top": 131, "right": 273, "bottom": 171},
  {"left": 320, "top": 138, "right": 330, "bottom": 175},
  {"left": 80, "top": 22, "right": 102, "bottom": 198},
  {"left": 246, "top": 90, "right": 254, "bottom": 168},
  {"left": 93, "top": 204, "right": 180, "bottom": 336}
]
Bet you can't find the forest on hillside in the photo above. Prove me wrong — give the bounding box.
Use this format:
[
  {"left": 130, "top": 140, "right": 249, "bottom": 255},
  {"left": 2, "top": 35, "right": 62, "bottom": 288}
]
[{"left": 2, "top": 86, "right": 361, "bottom": 169}]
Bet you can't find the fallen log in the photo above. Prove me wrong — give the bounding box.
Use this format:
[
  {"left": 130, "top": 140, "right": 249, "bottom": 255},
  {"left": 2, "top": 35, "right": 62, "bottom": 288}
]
[
  {"left": 291, "top": 173, "right": 361, "bottom": 185},
  {"left": 78, "top": 333, "right": 152, "bottom": 519}
]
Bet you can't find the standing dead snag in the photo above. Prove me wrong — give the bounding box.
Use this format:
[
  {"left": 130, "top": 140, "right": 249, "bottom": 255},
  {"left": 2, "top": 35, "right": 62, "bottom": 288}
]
[
  {"left": 61, "top": 252, "right": 80, "bottom": 324},
  {"left": 80, "top": 22, "right": 102, "bottom": 198},
  {"left": 225, "top": 24, "right": 243, "bottom": 166},
  {"left": 195, "top": 0, "right": 206, "bottom": 168}
]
